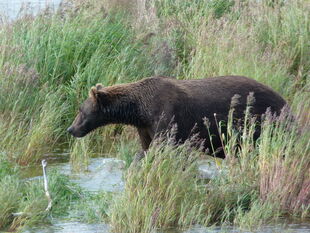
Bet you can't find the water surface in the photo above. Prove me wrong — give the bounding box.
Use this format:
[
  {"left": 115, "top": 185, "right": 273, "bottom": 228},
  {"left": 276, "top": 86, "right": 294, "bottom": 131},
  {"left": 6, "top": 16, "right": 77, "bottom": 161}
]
[
  {"left": 22, "top": 154, "right": 310, "bottom": 233},
  {"left": 24, "top": 221, "right": 110, "bottom": 233},
  {"left": 0, "top": 0, "right": 61, "bottom": 20}
]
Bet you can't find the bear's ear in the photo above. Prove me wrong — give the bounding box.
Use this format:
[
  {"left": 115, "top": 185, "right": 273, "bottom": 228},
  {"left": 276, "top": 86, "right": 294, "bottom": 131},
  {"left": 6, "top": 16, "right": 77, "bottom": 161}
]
[
  {"left": 96, "top": 83, "right": 104, "bottom": 91},
  {"left": 89, "top": 86, "right": 98, "bottom": 100},
  {"left": 89, "top": 84, "right": 107, "bottom": 103}
]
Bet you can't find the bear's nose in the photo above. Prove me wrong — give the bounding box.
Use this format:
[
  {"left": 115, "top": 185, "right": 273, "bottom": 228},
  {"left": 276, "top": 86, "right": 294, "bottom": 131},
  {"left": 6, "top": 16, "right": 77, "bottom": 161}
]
[{"left": 67, "top": 126, "right": 73, "bottom": 134}]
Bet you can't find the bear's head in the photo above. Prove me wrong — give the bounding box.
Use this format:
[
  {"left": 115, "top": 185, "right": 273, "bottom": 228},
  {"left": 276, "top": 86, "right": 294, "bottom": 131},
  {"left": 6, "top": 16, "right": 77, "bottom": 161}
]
[{"left": 67, "top": 83, "right": 112, "bottom": 137}]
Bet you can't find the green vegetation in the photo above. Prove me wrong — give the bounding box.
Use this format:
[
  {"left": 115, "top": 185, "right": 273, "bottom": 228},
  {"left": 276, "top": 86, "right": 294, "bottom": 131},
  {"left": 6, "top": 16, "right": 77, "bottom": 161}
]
[
  {"left": 71, "top": 191, "right": 114, "bottom": 223},
  {"left": 0, "top": 164, "right": 83, "bottom": 231},
  {"left": 110, "top": 98, "right": 309, "bottom": 232},
  {"left": 0, "top": 0, "right": 309, "bottom": 232},
  {"left": 111, "top": 138, "right": 208, "bottom": 232}
]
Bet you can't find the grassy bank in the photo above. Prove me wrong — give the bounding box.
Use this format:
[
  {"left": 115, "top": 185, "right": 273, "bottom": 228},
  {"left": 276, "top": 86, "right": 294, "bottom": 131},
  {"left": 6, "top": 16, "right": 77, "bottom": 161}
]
[
  {"left": 0, "top": 0, "right": 309, "bottom": 231},
  {"left": 0, "top": 158, "right": 83, "bottom": 231}
]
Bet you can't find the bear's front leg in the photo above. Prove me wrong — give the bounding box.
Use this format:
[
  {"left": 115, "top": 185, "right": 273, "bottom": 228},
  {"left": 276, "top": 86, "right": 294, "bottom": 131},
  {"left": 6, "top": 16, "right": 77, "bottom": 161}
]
[
  {"left": 132, "top": 128, "right": 153, "bottom": 164},
  {"left": 133, "top": 150, "right": 147, "bottom": 163}
]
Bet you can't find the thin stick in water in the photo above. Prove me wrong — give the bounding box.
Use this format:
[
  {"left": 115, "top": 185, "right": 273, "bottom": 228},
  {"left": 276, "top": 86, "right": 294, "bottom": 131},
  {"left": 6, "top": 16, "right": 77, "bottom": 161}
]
[{"left": 42, "top": 159, "right": 52, "bottom": 211}]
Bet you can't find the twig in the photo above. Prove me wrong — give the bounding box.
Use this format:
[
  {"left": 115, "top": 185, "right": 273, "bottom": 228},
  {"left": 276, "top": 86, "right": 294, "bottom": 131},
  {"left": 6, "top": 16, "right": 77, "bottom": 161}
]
[{"left": 41, "top": 159, "right": 52, "bottom": 211}]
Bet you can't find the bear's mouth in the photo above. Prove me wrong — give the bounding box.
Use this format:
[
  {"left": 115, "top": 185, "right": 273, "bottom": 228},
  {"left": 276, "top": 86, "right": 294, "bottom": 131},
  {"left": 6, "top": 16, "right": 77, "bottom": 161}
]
[
  {"left": 73, "top": 131, "right": 88, "bottom": 138},
  {"left": 68, "top": 125, "right": 101, "bottom": 138},
  {"left": 67, "top": 126, "right": 88, "bottom": 138}
]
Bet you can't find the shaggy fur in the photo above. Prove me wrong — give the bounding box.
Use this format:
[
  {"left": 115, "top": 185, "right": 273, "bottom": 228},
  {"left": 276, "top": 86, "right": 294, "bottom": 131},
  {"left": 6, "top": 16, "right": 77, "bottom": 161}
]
[{"left": 67, "top": 76, "right": 287, "bottom": 159}]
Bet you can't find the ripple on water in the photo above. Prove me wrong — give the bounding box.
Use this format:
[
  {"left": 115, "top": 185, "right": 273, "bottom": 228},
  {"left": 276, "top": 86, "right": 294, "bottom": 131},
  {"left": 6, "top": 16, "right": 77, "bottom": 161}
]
[{"left": 24, "top": 221, "right": 110, "bottom": 233}]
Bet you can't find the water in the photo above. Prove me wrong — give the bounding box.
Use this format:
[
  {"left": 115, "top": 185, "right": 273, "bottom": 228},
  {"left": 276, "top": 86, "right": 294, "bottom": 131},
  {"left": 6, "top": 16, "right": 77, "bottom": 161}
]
[
  {"left": 24, "top": 221, "right": 110, "bottom": 233},
  {"left": 22, "top": 157, "right": 124, "bottom": 233},
  {"left": 53, "top": 157, "right": 125, "bottom": 192},
  {"left": 24, "top": 222, "right": 310, "bottom": 233},
  {"left": 0, "top": 0, "right": 62, "bottom": 20},
  {"left": 21, "top": 153, "right": 310, "bottom": 233},
  {"left": 181, "top": 224, "right": 310, "bottom": 233}
]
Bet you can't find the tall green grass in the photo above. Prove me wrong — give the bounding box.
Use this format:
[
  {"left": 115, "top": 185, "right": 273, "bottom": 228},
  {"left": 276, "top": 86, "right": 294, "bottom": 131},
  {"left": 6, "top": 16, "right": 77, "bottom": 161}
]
[
  {"left": 0, "top": 163, "right": 83, "bottom": 231},
  {"left": 111, "top": 137, "right": 207, "bottom": 232},
  {"left": 1, "top": 0, "right": 308, "bottom": 164},
  {"left": 0, "top": 7, "right": 156, "bottom": 164},
  {"left": 70, "top": 136, "right": 92, "bottom": 171}
]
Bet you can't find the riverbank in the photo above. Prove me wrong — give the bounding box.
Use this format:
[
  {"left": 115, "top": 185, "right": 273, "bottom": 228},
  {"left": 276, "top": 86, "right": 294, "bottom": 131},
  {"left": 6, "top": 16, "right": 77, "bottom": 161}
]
[{"left": 0, "top": 0, "right": 309, "bottom": 232}]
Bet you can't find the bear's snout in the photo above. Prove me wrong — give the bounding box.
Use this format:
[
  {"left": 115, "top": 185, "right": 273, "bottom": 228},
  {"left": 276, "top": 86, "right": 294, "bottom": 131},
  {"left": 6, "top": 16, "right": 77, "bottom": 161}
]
[
  {"left": 67, "top": 126, "right": 74, "bottom": 135},
  {"left": 67, "top": 126, "right": 86, "bottom": 138}
]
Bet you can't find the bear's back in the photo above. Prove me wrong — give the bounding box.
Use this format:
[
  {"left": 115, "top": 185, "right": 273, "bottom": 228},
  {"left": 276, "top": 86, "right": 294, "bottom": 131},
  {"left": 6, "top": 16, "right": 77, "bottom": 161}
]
[
  {"left": 141, "top": 76, "right": 287, "bottom": 139},
  {"left": 148, "top": 76, "right": 286, "bottom": 115}
]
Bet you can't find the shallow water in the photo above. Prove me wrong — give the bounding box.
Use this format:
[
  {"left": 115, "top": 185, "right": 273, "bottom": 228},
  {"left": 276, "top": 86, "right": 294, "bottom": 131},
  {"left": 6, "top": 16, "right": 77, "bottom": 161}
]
[
  {"left": 180, "top": 223, "right": 310, "bottom": 233},
  {"left": 21, "top": 145, "right": 70, "bottom": 178},
  {"left": 0, "top": 0, "right": 62, "bottom": 20},
  {"left": 24, "top": 222, "right": 310, "bottom": 233},
  {"left": 54, "top": 157, "right": 125, "bottom": 192},
  {"left": 22, "top": 156, "right": 122, "bottom": 233},
  {"left": 21, "top": 152, "right": 310, "bottom": 233},
  {"left": 24, "top": 221, "right": 110, "bottom": 233}
]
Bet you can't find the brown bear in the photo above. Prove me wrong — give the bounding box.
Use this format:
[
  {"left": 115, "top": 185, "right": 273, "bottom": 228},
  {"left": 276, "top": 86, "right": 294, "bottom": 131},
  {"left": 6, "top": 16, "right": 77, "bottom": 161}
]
[{"left": 67, "top": 76, "right": 287, "bottom": 159}]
